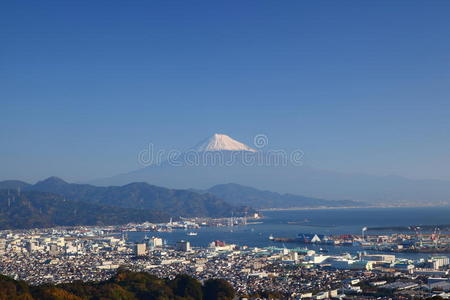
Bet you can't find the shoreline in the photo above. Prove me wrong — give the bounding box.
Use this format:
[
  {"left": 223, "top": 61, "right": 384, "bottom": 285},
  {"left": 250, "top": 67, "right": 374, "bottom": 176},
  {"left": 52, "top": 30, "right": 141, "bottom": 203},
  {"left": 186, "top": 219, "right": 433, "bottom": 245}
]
[{"left": 258, "top": 204, "right": 448, "bottom": 212}]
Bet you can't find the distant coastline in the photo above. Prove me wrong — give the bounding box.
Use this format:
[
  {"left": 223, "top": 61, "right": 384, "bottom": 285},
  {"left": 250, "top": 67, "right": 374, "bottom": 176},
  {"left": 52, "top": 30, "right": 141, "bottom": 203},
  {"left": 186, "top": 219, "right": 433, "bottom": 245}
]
[{"left": 258, "top": 204, "right": 447, "bottom": 212}]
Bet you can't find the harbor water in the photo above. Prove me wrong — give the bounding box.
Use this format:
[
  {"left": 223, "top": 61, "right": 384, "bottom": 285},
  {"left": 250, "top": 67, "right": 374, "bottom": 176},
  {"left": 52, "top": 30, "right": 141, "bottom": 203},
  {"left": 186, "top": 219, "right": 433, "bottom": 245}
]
[{"left": 128, "top": 206, "right": 450, "bottom": 260}]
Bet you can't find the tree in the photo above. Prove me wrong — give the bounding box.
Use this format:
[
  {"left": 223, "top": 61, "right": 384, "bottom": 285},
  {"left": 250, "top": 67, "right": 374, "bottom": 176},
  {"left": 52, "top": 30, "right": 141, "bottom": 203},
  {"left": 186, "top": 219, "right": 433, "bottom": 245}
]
[
  {"left": 32, "top": 287, "right": 82, "bottom": 300},
  {"left": 203, "top": 279, "right": 235, "bottom": 300},
  {"left": 0, "top": 275, "right": 34, "bottom": 300},
  {"left": 169, "top": 274, "right": 203, "bottom": 300}
]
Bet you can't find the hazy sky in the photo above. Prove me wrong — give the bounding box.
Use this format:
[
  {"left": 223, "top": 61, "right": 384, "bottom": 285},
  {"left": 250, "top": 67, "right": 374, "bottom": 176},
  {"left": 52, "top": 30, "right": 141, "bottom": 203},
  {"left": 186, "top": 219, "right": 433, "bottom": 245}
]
[{"left": 2, "top": 1, "right": 450, "bottom": 182}]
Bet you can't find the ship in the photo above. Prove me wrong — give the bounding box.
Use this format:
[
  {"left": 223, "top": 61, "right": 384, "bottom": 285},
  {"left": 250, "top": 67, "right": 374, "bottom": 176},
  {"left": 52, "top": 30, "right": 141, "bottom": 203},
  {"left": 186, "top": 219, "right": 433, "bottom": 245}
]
[{"left": 187, "top": 232, "right": 198, "bottom": 236}]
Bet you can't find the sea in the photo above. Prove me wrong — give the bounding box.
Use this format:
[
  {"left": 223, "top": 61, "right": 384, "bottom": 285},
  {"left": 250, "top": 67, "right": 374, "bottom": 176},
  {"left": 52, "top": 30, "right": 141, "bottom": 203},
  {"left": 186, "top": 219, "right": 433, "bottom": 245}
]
[{"left": 128, "top": 206, "right": 450, "bottom": 260}]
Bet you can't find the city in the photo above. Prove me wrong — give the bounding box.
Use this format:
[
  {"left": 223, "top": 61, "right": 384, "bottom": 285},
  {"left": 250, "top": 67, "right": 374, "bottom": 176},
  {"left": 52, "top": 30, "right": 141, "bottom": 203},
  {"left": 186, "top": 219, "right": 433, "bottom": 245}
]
[
  {"left": 3, "top": 0, "right": 450, "bottom": 299},
  {"left": 1, "top": 221, "right": 449, "bottom": 299}
]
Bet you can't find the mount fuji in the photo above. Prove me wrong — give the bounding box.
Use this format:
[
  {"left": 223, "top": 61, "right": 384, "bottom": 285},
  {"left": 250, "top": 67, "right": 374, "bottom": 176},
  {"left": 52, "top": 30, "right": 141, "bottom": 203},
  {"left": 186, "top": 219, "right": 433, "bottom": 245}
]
[
  {"left": 194, "top": 133, "right": 256, "bottom": 152},
  {"left": 90, "top": 134, "right": 450, "bottom": 206}
]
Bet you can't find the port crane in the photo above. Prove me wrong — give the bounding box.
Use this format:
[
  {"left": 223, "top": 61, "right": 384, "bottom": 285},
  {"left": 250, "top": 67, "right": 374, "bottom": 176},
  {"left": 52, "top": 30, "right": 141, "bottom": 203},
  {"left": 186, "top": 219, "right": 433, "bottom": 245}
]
[
  {"left": 361, "top": 227, "right": 367, "bottom": 241},
  {"left": 413, "top": 226, "right": 423, "bottom": 247},
  {"left": 431, "top": 227, "right": 441, "bottom": 247}
]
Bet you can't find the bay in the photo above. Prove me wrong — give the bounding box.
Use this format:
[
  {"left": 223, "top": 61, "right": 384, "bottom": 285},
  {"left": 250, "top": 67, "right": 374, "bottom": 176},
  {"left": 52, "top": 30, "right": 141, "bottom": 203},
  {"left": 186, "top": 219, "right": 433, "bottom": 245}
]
[{"left": 128, "top": 206, "right": 450, "bottom": 260}]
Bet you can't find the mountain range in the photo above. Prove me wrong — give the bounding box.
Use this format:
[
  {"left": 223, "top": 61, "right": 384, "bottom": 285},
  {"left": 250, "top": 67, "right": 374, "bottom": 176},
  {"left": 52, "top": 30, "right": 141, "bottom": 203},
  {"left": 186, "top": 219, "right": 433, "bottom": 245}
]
[
  {"left": 0, "top": 189, "right": 169, "bottom": 229},
  {"left": 90, "top": 134, "right": 450, "bottom": 206},
  {"left": 0, "top": 177, "right": 253, "bottom": 229},
  {"left": 27, "top": 177, "right": 250, "bottom": 216},
  {"left": 0, "top": 175, "right": 365, "bottom": 229},
  {"left": 205, "top": 183, "right": 360, "bottom": 209}
]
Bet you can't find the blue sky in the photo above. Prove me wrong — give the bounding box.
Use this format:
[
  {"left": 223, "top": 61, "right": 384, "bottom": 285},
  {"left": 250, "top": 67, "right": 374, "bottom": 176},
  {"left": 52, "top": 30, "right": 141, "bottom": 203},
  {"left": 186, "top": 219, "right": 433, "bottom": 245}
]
[{"left": 1, "top": 1, "right": 450, "bottom": 182}]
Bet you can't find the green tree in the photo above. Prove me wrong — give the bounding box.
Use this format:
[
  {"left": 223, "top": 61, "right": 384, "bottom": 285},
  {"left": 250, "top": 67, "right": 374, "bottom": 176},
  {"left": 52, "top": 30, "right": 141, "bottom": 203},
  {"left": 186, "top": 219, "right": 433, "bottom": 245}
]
[
  {"left": 169, "top": 274, "right": 203, "bottom": 300},
  {"left": 203, "top": 279, "right": 235, "bottom": 300}
]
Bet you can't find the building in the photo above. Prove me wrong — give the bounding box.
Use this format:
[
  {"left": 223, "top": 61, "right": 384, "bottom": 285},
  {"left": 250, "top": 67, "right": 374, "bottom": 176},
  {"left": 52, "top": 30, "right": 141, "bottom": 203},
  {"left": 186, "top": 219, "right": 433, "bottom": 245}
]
[
  {"left": 0, "top": 239, "right": 6, "bottom": 255},
  {"left": 176, "top": 240, "right": 191, "bottom": 252},
  {"left": 289, "top": 251, "right": 298, "bottom": 262},
  {"left": 26, "top": 241, "right": 38, "bottom": 253},
  {"left": 429, "top": 256, "right": 450, "bottom": 269},
  {"left": 208, "top": 240, "right": 235, "bottom": 251},
  {"left": 381, "top": 282, "right": 418, "bottom": 291},
  {"left": 393, "top": 263, "right": 415, "bottom": 273},
  {"left": 360, "top": 254, "right": 396, "bottom": 264},
  {"left": 330, "top": 259, "right": 373, "bottom": 270},
  {"left": 304, "top": 254, "right": 330, "bottom": 264},
  {"left": 134, "top": 243, "right": 146, "bottom": 256},
  {"left": 148, "top": 237, "right": 163, "bottom": 249},
  {"left": 48, "top": 244, "right": 61, "bottom": 256}
]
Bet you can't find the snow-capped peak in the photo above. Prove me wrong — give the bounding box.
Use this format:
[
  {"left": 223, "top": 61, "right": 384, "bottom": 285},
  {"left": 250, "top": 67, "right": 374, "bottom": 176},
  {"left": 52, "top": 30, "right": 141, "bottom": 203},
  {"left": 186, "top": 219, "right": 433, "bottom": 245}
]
[{"left": 194, "top": 133, "right": 256, "bottom": 152}]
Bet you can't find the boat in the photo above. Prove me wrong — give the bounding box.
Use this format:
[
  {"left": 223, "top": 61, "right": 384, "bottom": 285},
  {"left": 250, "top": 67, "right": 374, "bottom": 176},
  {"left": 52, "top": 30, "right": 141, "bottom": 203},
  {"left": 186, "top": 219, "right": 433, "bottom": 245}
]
[
  {"left": 187, "top": 232, "right": 198, "bottom": 236},
  {"left": 269, "top": 234, "right": 274, "bottom": 240}
]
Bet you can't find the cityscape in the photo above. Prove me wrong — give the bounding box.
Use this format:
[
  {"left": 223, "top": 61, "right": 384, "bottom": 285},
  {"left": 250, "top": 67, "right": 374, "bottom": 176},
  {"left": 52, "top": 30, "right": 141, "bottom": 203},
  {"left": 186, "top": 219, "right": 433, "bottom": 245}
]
[
  {"left": 1, "top": 217, "right": 450, "bottom": 299},
  {"left": 2, "top": 0, "right": 450, "bottom": 299}
]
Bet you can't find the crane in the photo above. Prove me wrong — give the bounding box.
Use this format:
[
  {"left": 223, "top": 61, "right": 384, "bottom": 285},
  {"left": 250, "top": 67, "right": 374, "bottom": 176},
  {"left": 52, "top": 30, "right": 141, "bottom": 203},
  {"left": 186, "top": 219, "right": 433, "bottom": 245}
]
[
  {"left": 431, "top": 227, "right": 441, "bottom": 247},
  {"left": 413, "top": 226, "right": 423, "bottom": 248}
]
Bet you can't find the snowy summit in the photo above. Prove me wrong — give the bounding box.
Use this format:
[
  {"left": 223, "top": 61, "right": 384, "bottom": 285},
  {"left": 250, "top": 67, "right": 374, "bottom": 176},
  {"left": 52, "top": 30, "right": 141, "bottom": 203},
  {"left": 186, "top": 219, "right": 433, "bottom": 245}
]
[{"left": 194, "top": 133, "right": 256, "bottom": 152}]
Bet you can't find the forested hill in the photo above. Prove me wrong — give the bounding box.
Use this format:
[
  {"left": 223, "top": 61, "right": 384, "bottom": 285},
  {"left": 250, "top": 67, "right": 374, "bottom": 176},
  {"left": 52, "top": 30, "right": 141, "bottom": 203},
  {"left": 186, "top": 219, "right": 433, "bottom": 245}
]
[
  {"left": 25, "top": 177, "right": 252, "bottom": 217},
  {"left": 26, "top": 177, "right": 250, "bottom": 217},
  {"left": 0, "top": 270, "right": 235, "bottom": 300},
  {"left": 0, "top": 180, "right": 30, "bottom": 190},
  {"left": 0, "top": 177, "right": 253, "bottom": 229},
  {"left": 0, "top": 190, "right": 169, "bottom": 229}
]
